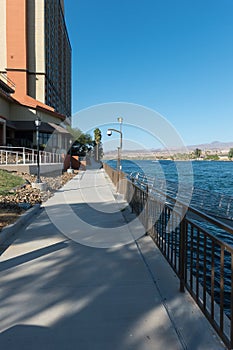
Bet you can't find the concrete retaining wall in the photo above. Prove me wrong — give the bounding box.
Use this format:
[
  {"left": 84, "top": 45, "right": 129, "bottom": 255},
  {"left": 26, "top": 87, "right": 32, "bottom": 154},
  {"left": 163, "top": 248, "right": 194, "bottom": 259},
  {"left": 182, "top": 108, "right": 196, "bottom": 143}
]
[{"left": 0, "top": 204, "right": 41, "bottom": 246}]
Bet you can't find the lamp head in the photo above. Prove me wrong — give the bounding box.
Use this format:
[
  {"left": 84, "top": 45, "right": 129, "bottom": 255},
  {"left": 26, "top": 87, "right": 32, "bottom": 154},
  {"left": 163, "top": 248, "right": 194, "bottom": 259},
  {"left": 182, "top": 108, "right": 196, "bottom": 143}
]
[
  {"left": 35, "top": 117, "right": 41, "bottom": 127},
  {"left": 107, "top": 130, "right": 112, "bottom": 136}
]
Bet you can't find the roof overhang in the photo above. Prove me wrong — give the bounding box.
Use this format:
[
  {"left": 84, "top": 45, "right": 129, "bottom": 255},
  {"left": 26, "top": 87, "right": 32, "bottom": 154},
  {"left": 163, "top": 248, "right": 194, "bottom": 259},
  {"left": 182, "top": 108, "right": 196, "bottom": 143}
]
[{"left": 48, "top": 123, "right": 70, "bottom": 134}]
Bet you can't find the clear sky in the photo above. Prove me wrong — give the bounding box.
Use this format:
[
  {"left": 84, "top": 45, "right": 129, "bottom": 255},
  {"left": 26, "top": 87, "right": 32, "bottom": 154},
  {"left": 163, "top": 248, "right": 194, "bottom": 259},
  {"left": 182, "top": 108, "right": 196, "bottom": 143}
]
[{"left": 64, "top": 0, "right": 233, "bottom": 149}]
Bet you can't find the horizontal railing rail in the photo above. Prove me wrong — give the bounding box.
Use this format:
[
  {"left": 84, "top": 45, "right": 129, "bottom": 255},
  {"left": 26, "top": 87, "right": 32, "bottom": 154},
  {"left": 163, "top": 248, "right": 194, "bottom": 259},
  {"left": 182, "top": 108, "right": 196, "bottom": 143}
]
[
  {"left": 0, "top": 146, "right": 34, "bottom": 152},
  {"left": 103, "top": 162, "right": 233, "bottom": 349}
]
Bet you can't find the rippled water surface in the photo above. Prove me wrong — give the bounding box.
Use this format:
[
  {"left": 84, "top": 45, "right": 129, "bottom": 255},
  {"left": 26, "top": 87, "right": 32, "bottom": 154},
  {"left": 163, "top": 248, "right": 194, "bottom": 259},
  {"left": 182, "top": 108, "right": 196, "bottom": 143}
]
[{"left": 107, "top": 159, "right": 233, "bottom": 197}]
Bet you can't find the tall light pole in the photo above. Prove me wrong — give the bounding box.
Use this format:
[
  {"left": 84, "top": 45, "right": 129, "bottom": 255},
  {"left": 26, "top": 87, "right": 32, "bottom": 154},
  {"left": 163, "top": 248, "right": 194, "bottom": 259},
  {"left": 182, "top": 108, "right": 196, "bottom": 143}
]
[
  {"left": 117, "top": 117, "right": 123, "bottom": 170},
  {"left": 67, "top": 138, "right": 74, "bottom": 174},
  {"left": 35, "top": 116, "right": 41, "bottom": 183},
  {"left": 107, "top": 117, "right": 123, "bottom": 171},
  {"left": 69, "top": 139, "right": 72, "bottom": 169}
]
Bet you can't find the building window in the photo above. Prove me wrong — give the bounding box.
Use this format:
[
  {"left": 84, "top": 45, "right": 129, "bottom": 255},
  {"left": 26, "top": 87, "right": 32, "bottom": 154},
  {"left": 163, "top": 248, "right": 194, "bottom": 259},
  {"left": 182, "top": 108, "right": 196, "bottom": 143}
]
[{"left": 39, "top": 132, "right": 52, "bottom": 147}]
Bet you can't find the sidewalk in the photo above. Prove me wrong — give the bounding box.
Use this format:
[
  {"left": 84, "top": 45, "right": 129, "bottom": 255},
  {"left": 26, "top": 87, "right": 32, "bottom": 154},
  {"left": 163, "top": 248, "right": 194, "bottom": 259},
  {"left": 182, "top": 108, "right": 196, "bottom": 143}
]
[{"left": 0, "top": 160, "right": 226, "bottom": 350}]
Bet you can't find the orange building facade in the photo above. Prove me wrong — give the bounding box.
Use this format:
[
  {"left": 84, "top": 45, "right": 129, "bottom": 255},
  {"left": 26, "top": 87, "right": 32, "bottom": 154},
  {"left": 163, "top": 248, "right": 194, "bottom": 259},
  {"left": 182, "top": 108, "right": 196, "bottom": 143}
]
[{"left": 0, "top": 0, "right": 71, "bottom": 151}]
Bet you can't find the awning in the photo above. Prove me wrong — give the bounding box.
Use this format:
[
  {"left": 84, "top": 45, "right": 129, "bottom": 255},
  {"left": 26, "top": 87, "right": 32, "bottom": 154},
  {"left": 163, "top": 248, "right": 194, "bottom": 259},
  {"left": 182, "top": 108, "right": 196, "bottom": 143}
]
[
  {"left": 48, "top": 123, "right": 70, "bottom": 134},
  {"left": 12, "top": 121, "right": 52, "bottom": 132}
]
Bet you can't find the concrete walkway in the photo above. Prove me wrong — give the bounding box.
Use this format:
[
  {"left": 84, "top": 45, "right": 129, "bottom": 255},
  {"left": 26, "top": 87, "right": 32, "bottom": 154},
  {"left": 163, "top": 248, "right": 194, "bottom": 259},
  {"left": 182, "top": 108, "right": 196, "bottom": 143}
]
[{"left": 0, "top": 160, "right": 226, "bottom": 350}]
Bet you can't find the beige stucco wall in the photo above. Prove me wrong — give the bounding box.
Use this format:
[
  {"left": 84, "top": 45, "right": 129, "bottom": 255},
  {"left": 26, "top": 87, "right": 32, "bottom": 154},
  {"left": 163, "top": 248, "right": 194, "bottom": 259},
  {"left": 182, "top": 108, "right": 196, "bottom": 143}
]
[
  {"left": 27, "top": 0, "right": 45, "bottom": 102},
  {"left": 0, "top": 95, "right": 10, "bottom": 118},
  {"left": 0, "top": 117, "right": 6, "bottom": 145},
  {"left": 0, "top": 93, "right": 65, "bottom": 127},
  {"left": 9, "top": 104, "right": 37, "bottom": 122},
  {"left": 35, "top": 74, "right": 46, "bottom": 103},
  {"left": 9, "top": 104, "right": 63, "bottom": 124},
  {"left": 0, "top": 0, "right": 7, "bottom": 72}
]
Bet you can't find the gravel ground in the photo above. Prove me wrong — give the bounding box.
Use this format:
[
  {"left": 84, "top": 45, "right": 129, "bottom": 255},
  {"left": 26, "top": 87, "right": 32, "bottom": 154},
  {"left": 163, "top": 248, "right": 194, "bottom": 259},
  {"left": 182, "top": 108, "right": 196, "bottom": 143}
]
[{"left": 0, "top": 171, "right": 77, "bottom": 230}]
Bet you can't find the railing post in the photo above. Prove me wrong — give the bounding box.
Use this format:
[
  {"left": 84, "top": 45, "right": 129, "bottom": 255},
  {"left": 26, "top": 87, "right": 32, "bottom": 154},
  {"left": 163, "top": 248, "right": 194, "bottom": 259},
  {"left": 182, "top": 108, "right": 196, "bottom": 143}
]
[
  {"left": 179, "top": 217, "right": 186, "bottom": 292},
  {"left": 117, "top": 170, "right": 120, "bottom": 192},
  {"left": 131, "top": 177, "right": 135, "bottom": 213},
  {"left": 23, "top": 147, "right": 26, "bottom": 164},
  {"left": 145, "top": 184, "right": 149, "bottom": 232},
  {"left": 231, "top": 253, "right": 233, "bottom": 349}
]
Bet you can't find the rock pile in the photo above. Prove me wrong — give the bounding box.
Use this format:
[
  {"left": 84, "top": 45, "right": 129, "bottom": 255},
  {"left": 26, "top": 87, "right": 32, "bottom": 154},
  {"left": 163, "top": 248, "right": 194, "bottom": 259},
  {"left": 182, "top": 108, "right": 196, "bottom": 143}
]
[
  {"left": 0, "top": 171, "right": 77, "bottom": 229},
  {"left": 0, "top": 171, "right": 76, "bottom": 206}
]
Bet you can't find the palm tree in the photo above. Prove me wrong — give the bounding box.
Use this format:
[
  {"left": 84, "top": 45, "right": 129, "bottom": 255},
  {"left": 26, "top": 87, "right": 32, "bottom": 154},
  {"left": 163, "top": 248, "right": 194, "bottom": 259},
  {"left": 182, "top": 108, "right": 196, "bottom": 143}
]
[
  {"left": 228, "top": 148, "right": 233, "bottom": 160},
  {"left": 94, "top": 128, "right": 102, "bottom": 161},
  {"left": 194, "top": 148, "right": 202, "bottom": 159},
  {"left": 67, "top": 126, "right": 93, "bottom": 156}
]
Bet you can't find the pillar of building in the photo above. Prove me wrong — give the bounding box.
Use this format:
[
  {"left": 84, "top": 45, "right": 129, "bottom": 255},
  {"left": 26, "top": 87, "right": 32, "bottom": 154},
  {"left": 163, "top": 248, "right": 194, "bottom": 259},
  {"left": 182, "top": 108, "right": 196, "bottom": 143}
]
[{"left": 6, "top": 0, "right": 28, "bottom": 98}]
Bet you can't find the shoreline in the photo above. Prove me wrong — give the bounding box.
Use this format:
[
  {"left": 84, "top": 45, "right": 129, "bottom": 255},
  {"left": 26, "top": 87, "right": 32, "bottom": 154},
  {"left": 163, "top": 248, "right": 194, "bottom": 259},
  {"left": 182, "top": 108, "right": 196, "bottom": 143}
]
[{"left": 103, "top": 157, "right": 232, "bottom": 162}]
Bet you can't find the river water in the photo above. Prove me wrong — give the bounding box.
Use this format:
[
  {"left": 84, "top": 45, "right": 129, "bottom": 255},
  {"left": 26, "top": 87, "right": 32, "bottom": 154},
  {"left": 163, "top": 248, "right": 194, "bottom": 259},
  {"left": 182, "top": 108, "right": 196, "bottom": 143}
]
[
  {"left": 107, "top": 159, "right": 233, "bottom": 220},
  {"left": 107, "top": 159, "right": 233, "bottom": 197}
]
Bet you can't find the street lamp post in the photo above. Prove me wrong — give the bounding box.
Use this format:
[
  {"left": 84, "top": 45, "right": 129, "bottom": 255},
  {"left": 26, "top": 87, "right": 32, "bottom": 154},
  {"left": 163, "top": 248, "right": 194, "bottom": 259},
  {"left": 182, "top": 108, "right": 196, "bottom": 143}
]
[
  {"left": 67, "top": 139, "right": 74, "bottom": 174},
  {"left": 107, "top": 118, "right": 123, "bottom": 185},
  {"left": 32, "top": 114, "right": 47, "bottom": 191},
  {"left": 69, "top": 139, "right": 72, "bottom": 169},
  {"left": 117, "top": 117, "right": 123, "bottom": 170},
  {"left": 35, "top": 116, "right": 41, "bottom": 183}
]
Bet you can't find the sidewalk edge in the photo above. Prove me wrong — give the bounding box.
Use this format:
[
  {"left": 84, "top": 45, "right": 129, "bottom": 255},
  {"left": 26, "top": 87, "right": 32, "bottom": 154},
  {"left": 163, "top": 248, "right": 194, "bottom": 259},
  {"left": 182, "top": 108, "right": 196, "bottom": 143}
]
[{"left": 0, "top": 204, "right": 41, "bottom": 245}]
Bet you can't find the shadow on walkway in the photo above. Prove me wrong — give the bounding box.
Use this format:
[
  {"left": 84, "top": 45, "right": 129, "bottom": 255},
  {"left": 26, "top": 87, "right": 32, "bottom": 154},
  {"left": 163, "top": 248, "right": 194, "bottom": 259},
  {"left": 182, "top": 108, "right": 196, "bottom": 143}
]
[{"left": 0, "top": 163, "right": 226, "bottom": 350}]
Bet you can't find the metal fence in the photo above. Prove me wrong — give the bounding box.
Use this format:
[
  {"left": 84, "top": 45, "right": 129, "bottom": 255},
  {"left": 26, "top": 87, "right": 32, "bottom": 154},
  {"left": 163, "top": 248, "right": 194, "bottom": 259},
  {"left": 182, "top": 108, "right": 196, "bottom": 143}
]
[
  {"left": 104, "top": 162, "right": 233, "bottom": 349},
  {"left": 0, "top": 147, "right": 62, "bottom": 165}
]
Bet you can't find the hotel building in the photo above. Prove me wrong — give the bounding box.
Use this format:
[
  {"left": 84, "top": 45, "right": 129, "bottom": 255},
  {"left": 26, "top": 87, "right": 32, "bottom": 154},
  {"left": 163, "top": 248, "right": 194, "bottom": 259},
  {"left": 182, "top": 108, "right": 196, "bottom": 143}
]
[{"left": 0, "top": 0, "right": 71, "bottom": 150}]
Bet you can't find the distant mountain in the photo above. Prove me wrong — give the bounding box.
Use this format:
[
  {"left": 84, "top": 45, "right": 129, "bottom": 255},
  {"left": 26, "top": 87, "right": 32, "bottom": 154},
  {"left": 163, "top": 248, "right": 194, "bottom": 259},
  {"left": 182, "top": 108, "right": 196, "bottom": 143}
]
[
  {"left": 104, "top": 141, "right": 233, "bottom": 157},
  {"left": 187, "top": 141, "right": 233, "bottom": 151}
]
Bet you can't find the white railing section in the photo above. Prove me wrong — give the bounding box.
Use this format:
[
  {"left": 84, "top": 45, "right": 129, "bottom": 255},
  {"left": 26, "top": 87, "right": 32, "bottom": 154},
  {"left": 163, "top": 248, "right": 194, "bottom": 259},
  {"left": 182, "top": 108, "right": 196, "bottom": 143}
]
[{"left": 0, "top": 147, "right": 62, "bottom": 165}]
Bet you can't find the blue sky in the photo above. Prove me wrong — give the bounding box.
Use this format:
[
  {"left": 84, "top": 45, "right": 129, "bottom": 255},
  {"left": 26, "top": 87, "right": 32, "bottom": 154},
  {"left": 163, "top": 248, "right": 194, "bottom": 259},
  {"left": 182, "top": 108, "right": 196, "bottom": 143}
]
[{"left": 65, "top": 0, "right": 233, "bottom": 149}]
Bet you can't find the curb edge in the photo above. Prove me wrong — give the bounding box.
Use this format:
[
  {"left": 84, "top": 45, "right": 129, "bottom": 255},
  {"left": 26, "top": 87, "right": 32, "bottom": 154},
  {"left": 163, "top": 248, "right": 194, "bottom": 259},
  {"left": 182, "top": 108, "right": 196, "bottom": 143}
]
[{"left": 0, "top": 204, "right": 41, "bottom": 245}]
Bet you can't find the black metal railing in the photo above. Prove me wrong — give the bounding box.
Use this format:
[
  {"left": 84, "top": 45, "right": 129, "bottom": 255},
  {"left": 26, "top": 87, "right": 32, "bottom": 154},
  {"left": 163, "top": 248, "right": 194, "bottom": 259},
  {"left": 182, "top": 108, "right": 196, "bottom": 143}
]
[{"left": 103, "top": 162, "right": 233, "bottom": 349}]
